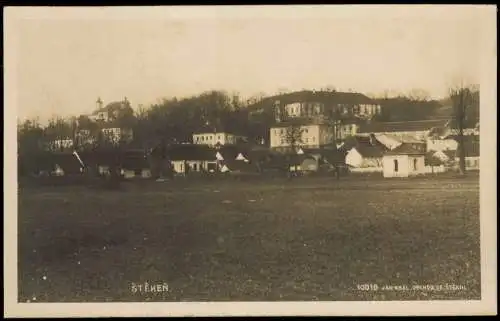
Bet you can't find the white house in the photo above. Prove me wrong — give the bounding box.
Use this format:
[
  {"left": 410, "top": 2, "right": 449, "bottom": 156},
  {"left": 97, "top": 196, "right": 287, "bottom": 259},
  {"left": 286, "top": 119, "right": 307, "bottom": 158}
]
[
  {"left": 341, "top": 136, "right": 387, "bottom": 172},
  {"left": 270, "top": 123, "right": 334, "bottom": 150},
  {"left": 382, "top": 144, "right": 426, "bottom": 178},
  {"left": 345, "top": 146, "right": 385, "bottom": 172},
  {"left": 167, "top": 145, "right": 217, "bottom": 174},
  {"left": 192, "top": 132, "right": 244, "bottom": 146},
  {"left": 52, "top": 139, "right": 74, "bottom": 150},
  {"left": 101, "top": 127, "right": 134, "bottom": 144}
]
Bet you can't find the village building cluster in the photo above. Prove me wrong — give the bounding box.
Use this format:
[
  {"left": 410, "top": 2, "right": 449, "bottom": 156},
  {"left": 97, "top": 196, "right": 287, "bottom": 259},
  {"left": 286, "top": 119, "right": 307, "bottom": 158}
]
[{"left": 42, "top": 91, "right": 480, "bottom": 179}]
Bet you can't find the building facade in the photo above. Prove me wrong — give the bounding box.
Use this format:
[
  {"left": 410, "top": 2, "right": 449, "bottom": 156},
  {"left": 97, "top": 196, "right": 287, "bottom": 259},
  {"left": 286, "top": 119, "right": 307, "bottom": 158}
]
[
  {"left": 192, "top": 132, "right": 244, "bottom": 146},
  {"left": 101, "top": 127, "right": 134, "bottom": 144},
  {"left": 383, "top": 154, "right": 426, "bottom": 178},
  {"left": 382, "top": 144, "right": 426, "bottom": 178},
  {"left": 269, "top": 123, "right": 335, "bottom": 150}
]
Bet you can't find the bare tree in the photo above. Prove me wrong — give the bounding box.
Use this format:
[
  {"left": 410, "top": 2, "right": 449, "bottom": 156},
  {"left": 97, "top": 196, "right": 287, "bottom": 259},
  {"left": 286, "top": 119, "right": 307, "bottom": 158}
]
[
  {"left": 281, "top": 124, "right": 304, "bottom": 173},
  {"left": 449, "top": 84, "right": 479, "bottom": 176}
]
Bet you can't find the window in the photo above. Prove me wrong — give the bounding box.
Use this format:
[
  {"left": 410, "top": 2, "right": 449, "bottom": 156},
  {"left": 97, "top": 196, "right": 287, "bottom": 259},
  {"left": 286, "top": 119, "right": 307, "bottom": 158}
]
[
  {"left": 193, "top": 163, "right": 198, "bottom": 171},
  {"left": 394, "top": 159, "right": 399, "bottom": 172},
  {"left": 304, "top": 128, "right": 308, "bottom": 133},
  {"left": 413, "top": 158, "right": 418, "bottom": 171},
  {"left": 280, "top": 129, "right": 283, "bottom": 135}
]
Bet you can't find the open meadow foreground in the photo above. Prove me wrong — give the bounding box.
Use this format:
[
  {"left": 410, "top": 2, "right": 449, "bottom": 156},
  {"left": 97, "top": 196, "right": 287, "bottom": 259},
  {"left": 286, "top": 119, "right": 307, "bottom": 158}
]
[{"left": 18, "top": 175, "right": 480, "bottom": 302}]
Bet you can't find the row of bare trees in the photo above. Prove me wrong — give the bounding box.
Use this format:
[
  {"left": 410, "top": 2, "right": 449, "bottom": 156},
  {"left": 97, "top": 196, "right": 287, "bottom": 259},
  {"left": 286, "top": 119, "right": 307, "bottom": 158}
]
[{"left": 17, "top": 84, "right": 479, "bottom": 175}]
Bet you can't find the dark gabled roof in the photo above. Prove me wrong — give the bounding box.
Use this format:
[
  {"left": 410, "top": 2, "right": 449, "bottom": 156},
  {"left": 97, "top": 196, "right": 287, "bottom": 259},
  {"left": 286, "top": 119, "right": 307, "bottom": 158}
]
[
  {"left": 271, "top": 118, "right": 331, "bottom": 128},
  {"left": 221, "top": 159, "right": 260, "bottom": 172},
  {"left": 340, "top": 135, "right": 369, "bottom": 152},
  {"left": 246, "top": 145, "right": 273, "bottom": 160},
  {"left": 166, "top": 144, "right": 216, "bottom": 161},
  {"left": 355, "top": 144, "right": 386, "bottom": 158},
  {"left": 385, "top": 143, "right": 425, "bottom": 156},
  {"left": 193, "top": 126, "right": 229, "bottom": 135},
  {"left": 358, "top": 119, "right": 450, "bottom": 134},
  {"left": 246, "top": 90, "right": 377, "bottom": 114},
  {"left": 259, "top": 153, "right": 288, "bottom": 170},
  {"left": 320, "top": 149, "right": 346, "bottom": 165},
  {"left": 340, "top": 135, "right": 387, "bottom": 158},
  {"left": 216, "top": 145, "right": 242, "bottom": 160}
]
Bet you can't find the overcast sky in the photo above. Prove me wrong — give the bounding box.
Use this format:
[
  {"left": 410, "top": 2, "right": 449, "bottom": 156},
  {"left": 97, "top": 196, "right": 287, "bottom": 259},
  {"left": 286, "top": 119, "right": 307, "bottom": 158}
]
[{"left": 8, "top": 5, "right": 493, "bottom": 124}]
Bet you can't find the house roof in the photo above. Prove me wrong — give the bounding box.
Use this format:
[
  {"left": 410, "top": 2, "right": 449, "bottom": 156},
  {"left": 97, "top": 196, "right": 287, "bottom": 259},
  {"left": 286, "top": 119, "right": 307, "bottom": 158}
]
[
  {"left": 166, "top": 144, "right": 216, "bottom": 161},
  {"left": 340, "top": 135, "right": 387, "bottom": 158},
  {"left": 247, "top": 90, "right": 377, "bottom": 112},
  {"left": 320, "top": 149, "right": 346, "bottom": 165},
  {"left": 354, "top": 144, "right": 386, "bottom": 158},
  {"left": 271, "top": 118, "right": 331, "bottom": 128},
  {"left": 376, "top": 133, "right": 423, "bottom": 145},
  {"left": 358, "top": 119, "right": 450, "bottom": 134},
  {"left": 385, "top": 143, "right": 425, "bottom": 156},
  {"left": 215, "top": 145, "right": 243, "bottom": 161},
  {"left": 221, "top": 159, "right": 260, "bottom": 172}
]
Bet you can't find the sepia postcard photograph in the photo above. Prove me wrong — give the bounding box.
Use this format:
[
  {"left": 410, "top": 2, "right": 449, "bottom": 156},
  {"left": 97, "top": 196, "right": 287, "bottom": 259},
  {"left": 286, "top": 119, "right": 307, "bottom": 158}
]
[{"left": 4, "top": 5, "right": 497, "bottom": 317}]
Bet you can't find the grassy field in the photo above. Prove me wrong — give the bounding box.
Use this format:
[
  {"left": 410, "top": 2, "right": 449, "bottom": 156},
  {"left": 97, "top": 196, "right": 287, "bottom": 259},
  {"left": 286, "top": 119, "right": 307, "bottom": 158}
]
[{"left": 18, "top": 174, "right": 480, "bottom": 302}]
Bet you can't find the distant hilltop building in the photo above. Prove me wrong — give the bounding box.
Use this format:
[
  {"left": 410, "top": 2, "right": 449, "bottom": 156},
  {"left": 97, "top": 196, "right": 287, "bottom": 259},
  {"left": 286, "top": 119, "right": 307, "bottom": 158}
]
[
  {"left": 88, "top": 97, "right": 131, "bottom": 123},
  {"left": 268, "top": 90, "right": 383, "bottom": 151},
  {"left": 273, "top": 91, "right": 382, "bottom": 123},
  {"left": 79, "top": 97, "right": 134, "bottom": 145}
]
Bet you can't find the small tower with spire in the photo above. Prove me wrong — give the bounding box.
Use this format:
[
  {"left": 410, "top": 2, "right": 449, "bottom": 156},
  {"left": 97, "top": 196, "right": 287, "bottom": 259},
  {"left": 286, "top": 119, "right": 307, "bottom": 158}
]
[{"left": 96, "top": 97, "right": 103, "bottom": 110}]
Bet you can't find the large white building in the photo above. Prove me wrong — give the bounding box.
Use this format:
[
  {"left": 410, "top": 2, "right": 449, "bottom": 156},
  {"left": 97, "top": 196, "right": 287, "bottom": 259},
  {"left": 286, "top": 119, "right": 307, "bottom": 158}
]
[
  {"left": 192, "top": 132, "right": 245, "bottom": 146},
  {"left": 269, "top": 123, "right": 335, "bottom": 150},
  {"left": 273, "top": 91, "right": 382, "bottom": 123}
]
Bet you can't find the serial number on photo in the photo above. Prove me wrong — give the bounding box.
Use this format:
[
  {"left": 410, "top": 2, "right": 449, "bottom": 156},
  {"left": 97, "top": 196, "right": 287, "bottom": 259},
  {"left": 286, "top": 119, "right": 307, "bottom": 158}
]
[{"left": 356, "top": 283, "right": 467, "bottom": 291}]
